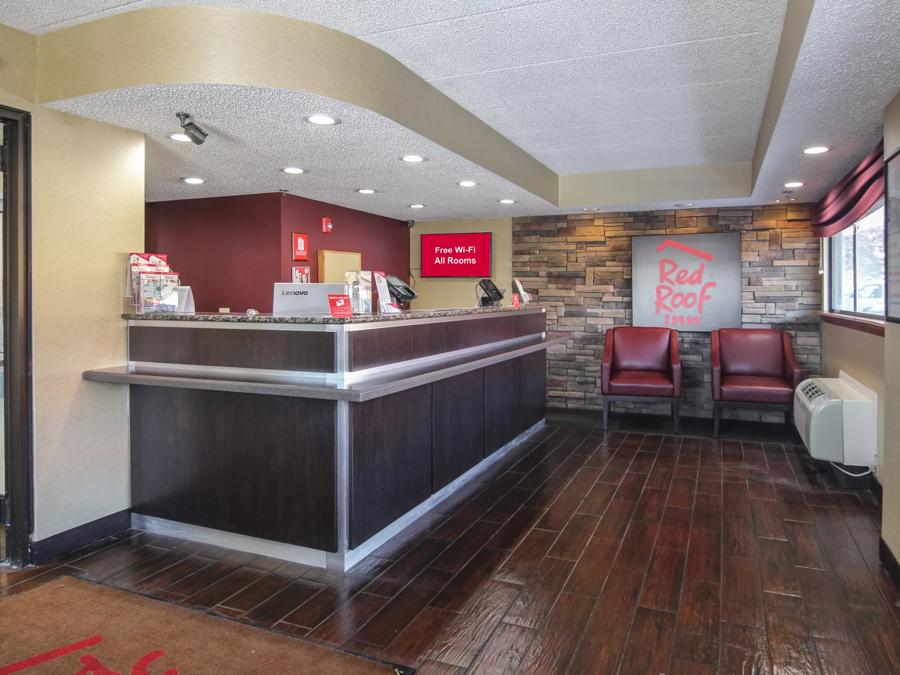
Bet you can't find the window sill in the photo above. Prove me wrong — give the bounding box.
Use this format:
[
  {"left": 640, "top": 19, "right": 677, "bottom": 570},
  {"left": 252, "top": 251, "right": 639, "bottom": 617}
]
[{"left": 820, "top": 312, "right": 885, "bottom": 337}]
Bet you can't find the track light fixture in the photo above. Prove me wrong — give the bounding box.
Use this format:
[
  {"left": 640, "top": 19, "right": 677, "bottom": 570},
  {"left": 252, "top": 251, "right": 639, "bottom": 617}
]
[{"left": 175, "top": 112, "right": 208, "bottom": 145}]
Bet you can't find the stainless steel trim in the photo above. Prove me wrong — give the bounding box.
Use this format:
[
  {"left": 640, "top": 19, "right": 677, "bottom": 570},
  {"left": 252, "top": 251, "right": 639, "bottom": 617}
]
[
  {"left": 133, "top": 514, "right": 328, "bottom": 568},
  {"left": 128, "top": 361, "right": 335, "bottom": 384},
  {"left": 326, "top": 400, "right": 351, "bottom": 571},
  {"left": 342, "top": 420, "right": 546, "bottom": 570},
  {"left": 341, "top": 307, "right": 545, "bottom": 331},
  {"left": 128, "top": 333, "right": 544, "bottom": 387},
  {"left": 343, "top": 333, "right": 541, "bottom": 381},
  {"left": 334, "top": 325, "right": 349, "bottom": 375}
]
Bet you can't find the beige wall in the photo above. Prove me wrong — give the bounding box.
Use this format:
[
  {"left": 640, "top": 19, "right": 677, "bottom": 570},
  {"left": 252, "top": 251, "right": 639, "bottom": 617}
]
[
  {"left": 2, "top": 34, "right": 145, "bottom": 540},
  {"left": 410, "top": 218, "right": 512, "bottom": 309},
  {"left": 883, "top": 90, "right": 900, "bottom": 558},
  {"left": 820, "top": 323, "right": 885, "bottom": 474}
]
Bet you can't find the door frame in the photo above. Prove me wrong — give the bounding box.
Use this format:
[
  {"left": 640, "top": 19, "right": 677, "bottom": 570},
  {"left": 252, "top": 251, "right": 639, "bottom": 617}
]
[{"left": 1, "top": 105, "right": 34, "bottom": 567}]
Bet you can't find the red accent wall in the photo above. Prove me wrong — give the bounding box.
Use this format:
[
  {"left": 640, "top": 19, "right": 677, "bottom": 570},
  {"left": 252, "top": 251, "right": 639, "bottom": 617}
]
[
  {"left": 279, "top": 193, "right": 409, "bottom": 284},
  {"left": 145, "top": 193, "right": 410, "bottom": 313}
]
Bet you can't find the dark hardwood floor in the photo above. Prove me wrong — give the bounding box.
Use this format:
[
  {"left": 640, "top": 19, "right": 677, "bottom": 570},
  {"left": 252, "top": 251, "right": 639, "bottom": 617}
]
[{"left": 3, "top": 421, "right": 900, "bottom": 674}]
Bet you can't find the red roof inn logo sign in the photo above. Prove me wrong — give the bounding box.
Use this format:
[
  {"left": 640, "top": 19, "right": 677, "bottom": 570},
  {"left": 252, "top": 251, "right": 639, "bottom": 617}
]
[{"left": 632, "top": 233, "right": 742, "bottom": 332}]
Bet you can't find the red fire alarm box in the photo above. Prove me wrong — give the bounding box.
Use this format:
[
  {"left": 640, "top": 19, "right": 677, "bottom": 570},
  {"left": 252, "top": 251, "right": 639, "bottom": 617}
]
[
  {"left": 321, "top": 217, "right": 333, "bottom": 233},
  {"left": 292, "top": 233, "right": 309, "bottom": 261}
]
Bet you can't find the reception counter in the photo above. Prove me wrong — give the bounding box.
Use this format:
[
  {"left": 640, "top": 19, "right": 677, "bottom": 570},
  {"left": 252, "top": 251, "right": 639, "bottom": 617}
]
[{"left": 84, "top": 307, "right": 557, "bottom": 570}]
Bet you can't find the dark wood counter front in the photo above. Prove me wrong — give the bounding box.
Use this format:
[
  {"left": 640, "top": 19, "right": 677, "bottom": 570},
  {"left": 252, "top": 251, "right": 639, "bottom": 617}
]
[{"left": 87, "top": 308, "right": 553, "bottom": 569}]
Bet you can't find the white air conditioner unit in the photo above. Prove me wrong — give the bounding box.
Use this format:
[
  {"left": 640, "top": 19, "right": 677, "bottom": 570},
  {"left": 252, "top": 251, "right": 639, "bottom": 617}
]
[{"left": 793, "top": 371, "right": 877, "bottom": 468}]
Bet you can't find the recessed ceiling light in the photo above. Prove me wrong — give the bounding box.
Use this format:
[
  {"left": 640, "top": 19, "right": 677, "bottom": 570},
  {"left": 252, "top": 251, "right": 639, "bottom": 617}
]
[
  {"left": 789, "top": 197, "right": 797, "bottom": 201},
  {"left": 305, "top": 114, "right": 339, "bottom": 125},
  {"left": 803, "top": 146, "right": 829, "bottom": 155},
  {"left": 401, "top": 154, "right": 425, "bottom": 163},
  {"left": 409, "top": 204, "right": 426, "bottom": 209},
  {"left": 458, "top": 180, "right": 478, "bottom": 188},
  {"left": 182, "top": 177, "right": 204, "bottom": 185},
  {"left": 357, "top": 188, "right": 376, "bottom": 194},
  {"left": 499, "top": 199, "right": 516, "bottom": 204},
  {"left": 775, "top": 199, "right": 781, "bottom": 203},
  {"left": 784, "top": 181, "right": 804, "bottom": 188},
  {"left": 169, "top": 132, "right": 192, "bottom": 143},
  {"left": 687, "top": 203, "right": 695, "bottom": 206},
  {"left": 283, "top": 167, "right": 305, "bottom": 175}
]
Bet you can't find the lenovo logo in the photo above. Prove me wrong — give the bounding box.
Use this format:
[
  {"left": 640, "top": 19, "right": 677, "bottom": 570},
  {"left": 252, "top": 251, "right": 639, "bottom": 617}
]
[{"left": 281, "top": 290, "right": 309, "bottom": 296}]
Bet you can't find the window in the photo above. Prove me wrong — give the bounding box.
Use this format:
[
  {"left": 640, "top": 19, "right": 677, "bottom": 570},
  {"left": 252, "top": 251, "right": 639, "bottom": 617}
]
[{"left": 829, "top": 203, "right": 885, "bottom": 317}]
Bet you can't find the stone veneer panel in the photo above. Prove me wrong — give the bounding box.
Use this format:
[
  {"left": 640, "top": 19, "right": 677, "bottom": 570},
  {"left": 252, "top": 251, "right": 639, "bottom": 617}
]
[{"left": 512, "top": 205, "right": 821, "bottom": 421}]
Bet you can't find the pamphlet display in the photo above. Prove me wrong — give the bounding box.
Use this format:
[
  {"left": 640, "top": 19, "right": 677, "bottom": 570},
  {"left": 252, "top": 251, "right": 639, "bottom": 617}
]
[
  {"left": 514, "top": 278, "right": 532, "bottom": 304},
  {"left": 177, "top": 286, "right": 195, "bottom": 313},
  {"left": 345, "top": 271, "right": 373, "bottom": 315},
  {"left": 125, "top": 252, "right": 184, "bottom": 314},
  {"left": 373, "top": 272, "right": 401, "bottom": 314}
]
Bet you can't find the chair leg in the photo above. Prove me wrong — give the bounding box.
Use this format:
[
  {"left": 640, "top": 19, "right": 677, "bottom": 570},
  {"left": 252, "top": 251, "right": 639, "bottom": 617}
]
[
  {"left": 602, "top": 397, "right": 610, "bottom": 431},
  {"left": 713, "top": 401, "right": 721, "bottom": 438},
  {"left": 672, "top": 400, "right": 681, "bottom": 434}
]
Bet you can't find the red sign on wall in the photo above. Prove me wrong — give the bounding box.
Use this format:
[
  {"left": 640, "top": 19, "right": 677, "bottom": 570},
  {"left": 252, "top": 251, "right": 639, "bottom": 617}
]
[
  {"left": 292, "top": 233, "right": 308, "bottom": 261},
  {"left": 420, "top": 232, "right": 492, "bottom": 277}
]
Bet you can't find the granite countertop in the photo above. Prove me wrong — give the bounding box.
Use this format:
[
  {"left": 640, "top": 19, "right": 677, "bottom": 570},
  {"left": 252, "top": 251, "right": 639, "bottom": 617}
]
[{"left": 123, "top": 305, "right": 543, "bottom": 324}]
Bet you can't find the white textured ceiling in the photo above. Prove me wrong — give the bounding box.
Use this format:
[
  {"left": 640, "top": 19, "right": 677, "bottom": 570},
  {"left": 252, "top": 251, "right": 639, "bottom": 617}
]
[
  {"left": 3, "top": 0, "right": 900, "bottom": 216},
  {"left": 751, "top": 0, "right": 900, "bottom": 204},
  {"left": 48, "top": 84, "right": 557, "bottom": 219},
  {"left": 2, "top": 0, "right": 786, "bottom": 176}
]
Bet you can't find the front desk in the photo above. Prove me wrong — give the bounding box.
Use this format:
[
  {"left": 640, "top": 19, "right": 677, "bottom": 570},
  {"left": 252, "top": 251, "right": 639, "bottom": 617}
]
[{"left": 84, "top": 307, "right": 556, "bottom": 570}]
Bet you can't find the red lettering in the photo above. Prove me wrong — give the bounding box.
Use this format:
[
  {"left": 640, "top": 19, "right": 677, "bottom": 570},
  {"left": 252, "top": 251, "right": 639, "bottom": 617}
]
[
  {"left": 658, "top": 259, "right": 677, "bottom": 285},
  {"left": 655, "top": 285, "right": 673, "bottom": 313},
  {"left": 687, "top": 264, "right": 705, "bottom": 285},
  {"left": 697, "top": 281, "right": 716, "bottom": 315}
]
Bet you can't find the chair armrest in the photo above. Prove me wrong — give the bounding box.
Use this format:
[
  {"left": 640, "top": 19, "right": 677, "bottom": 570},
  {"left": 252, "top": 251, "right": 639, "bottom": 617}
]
[
  {"left": 782, "top": 332, "right": 802, "bottom": 388},
  {"left": 711, "top": 330, "right": 722, "bottom": 401},
  {"left": 601, "top": 328, "right": 615, "bottom": 394},
  {"left": 669, "top": 330, "right": 682, "bottom": 397}
]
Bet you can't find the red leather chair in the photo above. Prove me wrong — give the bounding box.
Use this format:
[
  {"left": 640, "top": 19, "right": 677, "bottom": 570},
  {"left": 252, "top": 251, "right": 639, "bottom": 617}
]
[
  {"left": 601, "top": 327, "right": 682, "bottom": 431},
  {"left": 711, "top": 328, "right": 802, "bottom": 437}
]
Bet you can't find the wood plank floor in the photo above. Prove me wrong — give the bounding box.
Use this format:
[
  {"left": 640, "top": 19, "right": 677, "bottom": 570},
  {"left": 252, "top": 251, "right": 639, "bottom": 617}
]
[{"left": 3, "top": 422, "right": 900, "bottom": 674}]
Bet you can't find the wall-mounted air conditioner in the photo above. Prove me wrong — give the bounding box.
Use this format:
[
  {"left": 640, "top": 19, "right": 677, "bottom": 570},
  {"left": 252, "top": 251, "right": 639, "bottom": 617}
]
[{"left": 793, "top": 371, "right": 877, "bottom": 469}]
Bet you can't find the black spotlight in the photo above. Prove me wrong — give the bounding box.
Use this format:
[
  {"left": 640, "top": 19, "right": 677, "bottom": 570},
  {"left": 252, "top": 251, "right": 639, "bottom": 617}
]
[{"left": 175, "top": 112, "right": 208, "bottom": 145}]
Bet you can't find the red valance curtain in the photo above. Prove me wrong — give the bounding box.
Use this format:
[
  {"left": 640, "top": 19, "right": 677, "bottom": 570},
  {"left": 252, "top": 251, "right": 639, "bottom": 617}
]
[{"left": 810, "top": 140, "right": 884, "bottom": 238}]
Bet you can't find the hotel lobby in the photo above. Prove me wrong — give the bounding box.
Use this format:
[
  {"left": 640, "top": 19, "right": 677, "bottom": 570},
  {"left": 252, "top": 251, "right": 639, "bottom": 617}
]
[{"left": 2, "top": 1, "right": 900, "bottom": 673}]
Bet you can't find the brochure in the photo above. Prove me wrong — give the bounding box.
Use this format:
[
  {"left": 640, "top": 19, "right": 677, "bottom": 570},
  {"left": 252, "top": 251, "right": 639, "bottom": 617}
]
[{"left": 345, "top": 270, "right": 373, "bottom": 314}]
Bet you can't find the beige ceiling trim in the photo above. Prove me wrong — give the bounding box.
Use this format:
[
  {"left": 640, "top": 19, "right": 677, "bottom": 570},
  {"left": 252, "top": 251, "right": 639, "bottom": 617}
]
[
  {"left": 751, "top": 0, "right": 815, "bottom": 186},
  {"left": 0, "top": 22, "right": 37, "bottom": 102},
  {"left": 559, "top": 162, "right": 752, "bottom": 209},
  {"left": 33, "top": 6, "right": 558, "bottom": 203},
  {"left": 19, "top": 3, "right": 809, "bottom": 212}
]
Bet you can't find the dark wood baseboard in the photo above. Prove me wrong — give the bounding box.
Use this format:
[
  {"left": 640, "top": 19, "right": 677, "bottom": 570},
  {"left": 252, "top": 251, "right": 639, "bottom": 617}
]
[
  {"left": 31, "top": 509, "right": 131, "bottom": 564},
  {"left": 872, "top": 475, "right": 883, "bottom": 505},
  {"left": 880, "top": 537, "right": 900, "bottom": 593}
]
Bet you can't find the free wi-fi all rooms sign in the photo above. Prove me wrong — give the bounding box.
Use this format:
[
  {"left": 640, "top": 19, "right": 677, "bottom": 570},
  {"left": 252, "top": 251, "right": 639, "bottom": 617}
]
[{"left": 632, "top": 233, "right": 742, "bottom": 332}]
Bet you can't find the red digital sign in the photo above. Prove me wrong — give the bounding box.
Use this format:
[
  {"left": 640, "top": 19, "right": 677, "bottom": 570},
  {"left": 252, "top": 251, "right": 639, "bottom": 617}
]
[{"left": 420, "top": 232, "right": 492, "bottom": 277}]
